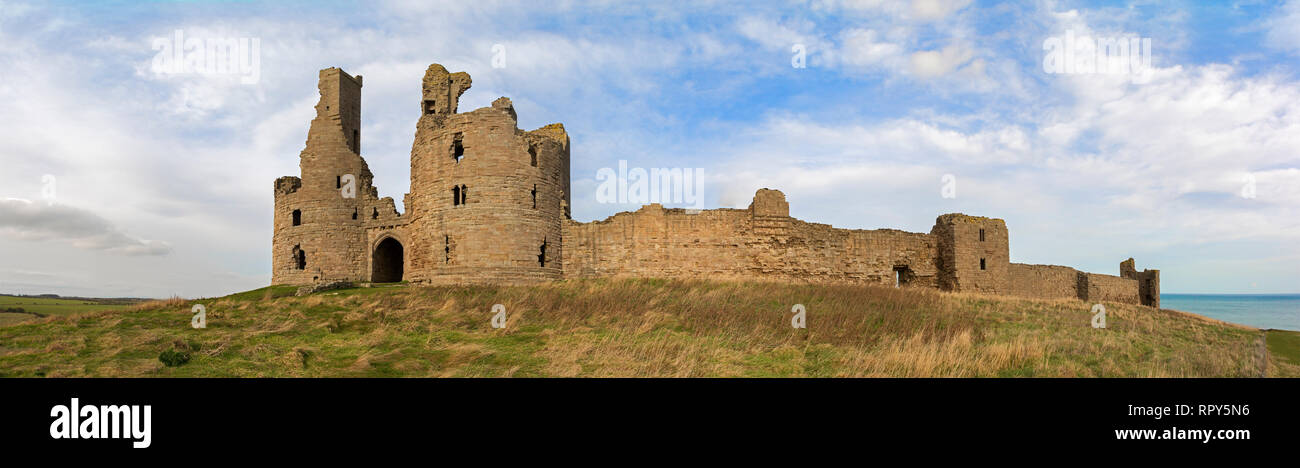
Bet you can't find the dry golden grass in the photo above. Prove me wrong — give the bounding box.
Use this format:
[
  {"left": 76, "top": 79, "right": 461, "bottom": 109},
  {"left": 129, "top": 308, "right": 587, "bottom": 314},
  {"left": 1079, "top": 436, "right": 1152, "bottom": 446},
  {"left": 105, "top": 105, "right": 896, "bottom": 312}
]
[
  {"left": 128, "top": 296, "right": 188, "bottom": 312},
  {"left": 0, "top": 279, "right": 1268, "bottom": 377}
]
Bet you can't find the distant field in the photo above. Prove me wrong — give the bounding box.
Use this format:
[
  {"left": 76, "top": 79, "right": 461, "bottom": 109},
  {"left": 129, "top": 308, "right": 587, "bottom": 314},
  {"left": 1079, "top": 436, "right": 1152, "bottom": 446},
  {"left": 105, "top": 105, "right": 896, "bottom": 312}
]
[
  {"left": 0, "top": 280, "right": 1280, "bottom": 378},
  {"left": 0, "top": 295, "right": 135, "bottom": 326}
]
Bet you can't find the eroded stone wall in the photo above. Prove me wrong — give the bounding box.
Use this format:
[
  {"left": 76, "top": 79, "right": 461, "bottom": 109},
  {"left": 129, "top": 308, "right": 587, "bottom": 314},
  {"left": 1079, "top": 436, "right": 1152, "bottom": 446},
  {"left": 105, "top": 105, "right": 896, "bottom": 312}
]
[
  {"left": 561, "top": 191, "right": 938, "bottom": 287},
  {"left": 1008, "top": 263, "right": 1080, "bottom": 300},
  {"left": 1079, "top": 272, "right": 1141, "bottom": 304},
  {"left": 1121, "top": 258, "right": 1161, "bottom": 308}
]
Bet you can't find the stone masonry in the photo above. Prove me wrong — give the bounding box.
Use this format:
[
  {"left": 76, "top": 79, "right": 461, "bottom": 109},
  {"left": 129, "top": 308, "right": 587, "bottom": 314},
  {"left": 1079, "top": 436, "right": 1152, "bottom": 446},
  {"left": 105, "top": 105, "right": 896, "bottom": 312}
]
[{"left": 272, "top": 63, "right": 1160, "bottom": 308}]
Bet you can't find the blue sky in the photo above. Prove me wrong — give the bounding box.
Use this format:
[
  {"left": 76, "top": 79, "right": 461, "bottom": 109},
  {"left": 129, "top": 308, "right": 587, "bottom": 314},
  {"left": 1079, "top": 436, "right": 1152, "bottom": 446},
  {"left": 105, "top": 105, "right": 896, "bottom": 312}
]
[{"left": 0, "top": 0, "right": 1297, "bottom": 297}]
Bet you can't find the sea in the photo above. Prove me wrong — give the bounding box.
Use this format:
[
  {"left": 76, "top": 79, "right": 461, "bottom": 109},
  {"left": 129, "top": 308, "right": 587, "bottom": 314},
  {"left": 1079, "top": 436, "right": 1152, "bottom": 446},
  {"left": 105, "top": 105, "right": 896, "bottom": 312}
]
[{"left": 1161, "top": 294, "right": 1300, "bottom": 331}]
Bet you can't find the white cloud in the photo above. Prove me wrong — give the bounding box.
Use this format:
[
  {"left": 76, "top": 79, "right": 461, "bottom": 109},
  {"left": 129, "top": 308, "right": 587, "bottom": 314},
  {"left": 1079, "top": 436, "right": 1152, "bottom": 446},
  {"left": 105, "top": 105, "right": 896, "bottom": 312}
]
[
  {"left": 838, "top": 0, "right": 971, "bottom": 21},
  {"left": 910, "top": 0, "right": 973, "bottom": 21},
  {"left": 908, "top": 43, "right": 976, "bottom": 78},
  {"left": 1265, "top": 0, "right": 1300, "bottom": 55},
  {"left": 0, "top": 199, "right": 172, "bottom": 256},
  {"left": 840, "top": 28, "right": 905, "bottom": 70}
]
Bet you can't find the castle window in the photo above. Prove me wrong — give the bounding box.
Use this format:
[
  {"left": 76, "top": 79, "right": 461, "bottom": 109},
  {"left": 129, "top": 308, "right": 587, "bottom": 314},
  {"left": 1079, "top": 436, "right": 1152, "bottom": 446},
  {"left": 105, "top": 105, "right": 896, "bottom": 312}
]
[
  {"left": 352, "top": 129, "right": 359, "bottom": 153},
  {"left": 292, "top": 209, "right": 301, "bottom": 226},
  {"left": 538, "top": 239, "right": 547, "bottom": 267},
  {"left": 979, "top": 228, "right": 985, "bottom": 242},
  {"left": 452, "top": 133, "right": 464, "bottom": 162},
  {"left": 531, "top": 185, "right": 537, "bottom": 209},
  {"left": 352, "top": 208, "right": 358, "bottom": 220},
  {"left": 372, "top": 208, "right": 378, "bottom": 219},
  {"left": 452, "top": 186, "right": 461, "bottom": 206},
  {"left": 444, "top": 235, "right": 451, "bottom": 264},
  {"left": 460, "top": 185, "right": 467, "bottom": 205},
  {"left": 529, "top": 145, "right": 538, "bottom": 167},
  {"left": 336, "top": 176, "right": 341, "bottom": 189},
  {"left": 293, "top": 245, "right": 306, "bottom": 270},
  {"left": 424, "top": 100, "right": 436, "bottom": 115},
  {"left": 980, "top": 258, "right": 986, "bottom": 270}
]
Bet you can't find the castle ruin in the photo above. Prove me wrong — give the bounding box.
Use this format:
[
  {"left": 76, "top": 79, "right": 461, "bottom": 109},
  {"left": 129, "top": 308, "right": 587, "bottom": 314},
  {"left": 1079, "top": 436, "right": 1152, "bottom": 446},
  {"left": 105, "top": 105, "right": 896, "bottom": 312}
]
[{"left": 272, "top": 64, "right": 1160, "bottom": 308}]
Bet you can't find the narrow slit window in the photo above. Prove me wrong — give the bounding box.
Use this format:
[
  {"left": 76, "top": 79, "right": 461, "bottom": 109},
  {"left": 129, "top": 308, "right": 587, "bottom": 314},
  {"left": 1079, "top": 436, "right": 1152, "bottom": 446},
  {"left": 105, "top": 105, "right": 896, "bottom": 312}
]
[
  {"left": 531, "top": 185, "right": 537, "bottom": 209},
  {"left": 372, "top": 208, "right": 378, "bottom": 219},
  {"left": 980, "top": 258, "right": 986, "bottom": 270},
  {"left": 352, "top": 208, "right": 358, "bottom": 220},
  {"left": 979, "top": 228, "right": 985, "bottom": 242},
  {"left": 538, "top": 239, "right": 547, "bottom": 267},
  {"left": 293, "top": 245, "right": 306, "bottom": 270},
  {"left": 452, "top": 133, "right": 464, "bottom": 162},
  {"left": 444, "top": 235, "right": 451, "bottom": 264},
  {"left": 292, "top": 209, "right": 301, "bottom": 226},
  {"left": 336, "top": 176, "right": 341, "bottom": 189},
  {"left": 529, "top": 145, "right": 538, "bottom": 167},
  {"left": 460, "top": 185, "right": 467, "bottom": 205},
  {"left": 452, "top": 186, "right": 460, "bottom": 206}
]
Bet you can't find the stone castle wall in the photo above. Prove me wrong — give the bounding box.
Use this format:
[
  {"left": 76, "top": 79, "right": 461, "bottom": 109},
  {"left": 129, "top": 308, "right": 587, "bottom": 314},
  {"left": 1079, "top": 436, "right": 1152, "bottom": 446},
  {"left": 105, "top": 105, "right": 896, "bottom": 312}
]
[
  {"left": 1079, "top": 272, "right": 1141, "bottom": 305},
  {"left": 1007, "top": 262, "right": 1151, "bottom": 306},
  {"left": 561, "top": 189, "right": 938, "bottom": 287},
  {"left": 1008, "top": 263, "right": 1081, "bottom": 300},
  {"left": 271, "top": 63, "right": 1161, "bottom": 308}
]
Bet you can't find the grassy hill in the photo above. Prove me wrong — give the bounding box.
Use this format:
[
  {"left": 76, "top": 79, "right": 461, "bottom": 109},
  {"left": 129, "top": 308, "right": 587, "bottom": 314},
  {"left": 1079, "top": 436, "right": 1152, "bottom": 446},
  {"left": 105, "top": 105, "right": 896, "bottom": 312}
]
[
  {"left": 0, "top": 295, "right": 136, "bottom": 327},
  {"left": 0, "top": 279, "right": 1293, "bottom": 377}
]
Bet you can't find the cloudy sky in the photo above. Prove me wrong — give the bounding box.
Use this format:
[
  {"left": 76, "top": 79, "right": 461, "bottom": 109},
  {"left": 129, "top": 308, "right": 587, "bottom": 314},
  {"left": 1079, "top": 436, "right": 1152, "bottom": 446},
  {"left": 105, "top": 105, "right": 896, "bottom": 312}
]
[{"left": 0, "top": 0, "right": 1296, "bottom": 297}]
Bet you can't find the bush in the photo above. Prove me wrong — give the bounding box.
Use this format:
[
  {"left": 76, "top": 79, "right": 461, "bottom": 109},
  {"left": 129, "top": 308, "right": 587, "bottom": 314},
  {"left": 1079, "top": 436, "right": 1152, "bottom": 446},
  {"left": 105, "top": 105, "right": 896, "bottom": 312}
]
[{"left": 158, "top": 349, "right": 191, "bottom": 367}]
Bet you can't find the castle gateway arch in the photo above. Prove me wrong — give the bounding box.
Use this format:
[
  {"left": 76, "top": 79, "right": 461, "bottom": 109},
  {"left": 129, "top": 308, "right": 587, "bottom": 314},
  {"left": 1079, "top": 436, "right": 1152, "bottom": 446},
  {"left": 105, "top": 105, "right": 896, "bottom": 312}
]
[{"left": 372, "top": 236, "right": 404, "bottom": 283}]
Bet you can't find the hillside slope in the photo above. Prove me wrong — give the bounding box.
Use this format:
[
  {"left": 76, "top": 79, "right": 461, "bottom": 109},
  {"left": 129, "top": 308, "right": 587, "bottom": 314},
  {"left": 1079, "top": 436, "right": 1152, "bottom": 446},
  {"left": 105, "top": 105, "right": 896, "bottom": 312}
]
[{"left": 0, "top": 279, "right": 1279, "bottom": 377}]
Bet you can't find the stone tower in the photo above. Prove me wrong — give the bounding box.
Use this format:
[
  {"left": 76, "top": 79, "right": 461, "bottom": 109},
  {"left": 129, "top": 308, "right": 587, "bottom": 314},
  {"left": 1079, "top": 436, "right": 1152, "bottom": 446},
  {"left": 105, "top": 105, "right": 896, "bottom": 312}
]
[
  {"left": 273, "top": 67, "right": 385, "bottom": 284},
  {"left": 405, "top": 64, "right": 570, "bottom": 283},
  {"left": 931, "top": 214, "right": 1010, "bottom": 294}
]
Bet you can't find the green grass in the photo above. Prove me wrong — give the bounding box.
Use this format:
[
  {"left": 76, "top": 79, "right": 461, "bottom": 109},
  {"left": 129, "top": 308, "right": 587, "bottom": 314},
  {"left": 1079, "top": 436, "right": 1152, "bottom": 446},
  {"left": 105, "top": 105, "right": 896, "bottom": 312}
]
[
  {"left": 1265, "top": 329, "right": 1300, "bottom": 377},
  {"left": 0, "top": 295, "right": 134, "bottom": 326},
  {"left": 0, "top": 280, "right": 1272, "bottom": 378}
]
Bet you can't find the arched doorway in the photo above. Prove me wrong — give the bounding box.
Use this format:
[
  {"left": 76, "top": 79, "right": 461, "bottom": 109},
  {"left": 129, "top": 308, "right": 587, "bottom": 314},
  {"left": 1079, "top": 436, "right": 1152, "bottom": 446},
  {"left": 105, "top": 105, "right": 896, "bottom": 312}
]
[{"left": 372, "top": 237, "right": 404, "bottom": 283}]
